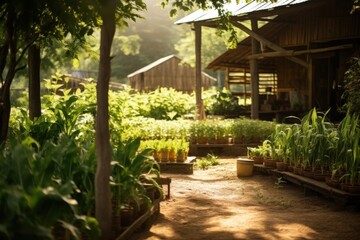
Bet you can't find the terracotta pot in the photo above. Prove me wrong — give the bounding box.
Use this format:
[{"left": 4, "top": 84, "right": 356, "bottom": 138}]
[
  {"left": 312, "top": 171, "right": 331, "bottom": 181},
  {"left": 176, "top": 151, "right": 186, "bottom": 162},
  {"left": 208, "top": 137, "right": 217, "bottom": 144},
  {"left": 325, "top": 177, "right": 341, "bottom": 189},
  {"left": 276, "top": 161, "right": 286, "bottom": 171},
  {"left": 263, "top": 158, "right": 276, "bottom": 168},
  {"left": 301, "top": 169, "right": 314, "bottom": 178},
  {"left": 161, "top": 150, "right": 169, "bottom": 162},
  {"left": 286, "top": 164, "right": 293, "bottom": 172},
  {"left": 168, "top": 149, "right": 176, "bottom": 162},
  {"left": 197, "top": 136, "right": 208, "bottom": 144},
  {"left": 233, "top": 137, "right": 242, "bottom": 144},
  {"left": 340, "top": 183, "right": 360, "bottom": 194},
  {"left": 155, "top": 151, "right": 161, "bottom": 162},
  {"left": 217, "top": 136, "right": 228, "bottom": 144},
  {"left": 252, "top": 156, "right": 264, "bottom": 164},
  {"left": 293, "top": 166, "right": 302, "bottom": 175}
]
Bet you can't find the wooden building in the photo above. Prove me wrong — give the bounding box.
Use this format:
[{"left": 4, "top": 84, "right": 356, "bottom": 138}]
[
  {"left": 127, "top": 55, "right": 216, "bottom": 92},
  {"left": 176, "top": 0, "right": 360, "bottom": 120}
]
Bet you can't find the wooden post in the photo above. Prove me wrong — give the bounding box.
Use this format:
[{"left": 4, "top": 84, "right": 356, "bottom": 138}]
[
  {"left": 250, "top": 20, "right": 260, "bottom": 119},
  {"left": 194, "top": 23, "right": 205, "bottom": 119},
  {"left": 244, "top": 68, "right": 247, "bottom": 105},
  {"left": 140, "top": 72, "right": 145, "bottom": 92},
  {"left": 307, "top": 58, "right": 313, "bottom": 109},
  {"left": 225, "top": 67, "right": 229, "bottom": 89}
]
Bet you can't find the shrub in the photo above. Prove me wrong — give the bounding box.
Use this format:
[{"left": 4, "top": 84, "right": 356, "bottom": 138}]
[
  {"left": 203, "top": 87, "right": 247, "bottom": 116},
  {"left": 343, "top": 57, "right": 360, "bottom": 116}
]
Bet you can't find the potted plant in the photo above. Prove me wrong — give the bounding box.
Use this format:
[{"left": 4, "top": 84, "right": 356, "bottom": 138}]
[
  {"left": 176, "top": 139, "right": 189, "bottom": 162},
  {"left": 196, "top": 121, "right": 209, "bottom": 144},
  {"left": 168, "top": 142, "right": 177, "bottom": 162},
  {"left": 159, "top": 139, "right": 170, "bottom": 162},
  {"left": 247, "top": 147, "right": 264, "bottom": 164}
]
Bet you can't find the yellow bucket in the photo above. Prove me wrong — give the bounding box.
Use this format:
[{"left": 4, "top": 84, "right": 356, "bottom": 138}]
[{"left": 237, "top": 158, "right": 254, "bottom": 177}]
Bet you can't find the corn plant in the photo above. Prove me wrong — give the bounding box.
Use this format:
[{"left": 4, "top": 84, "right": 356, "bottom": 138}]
[
  {"left": 335, "top": 112, "right": 360, "bottom": 184},
  {"left": 111, "top": 137, "right": 162, "bottom": 213}
]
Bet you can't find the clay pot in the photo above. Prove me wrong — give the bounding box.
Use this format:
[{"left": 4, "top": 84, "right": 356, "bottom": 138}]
[{"left": 276, "top": 161, "right": 286, "bottom": 171}]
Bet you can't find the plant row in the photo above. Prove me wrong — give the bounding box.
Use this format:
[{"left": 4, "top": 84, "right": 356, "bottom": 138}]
[
  {"left": 122, "top": 117, "right": 276, "bottom": 145},
  {"left": 140, "top": 139, "right": 190, "bottom": 162},
  {"left": 248, "top": 108, "right": 360, "bottom": 192}
]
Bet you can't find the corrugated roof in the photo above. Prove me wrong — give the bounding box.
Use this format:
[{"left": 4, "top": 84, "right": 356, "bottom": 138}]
[
  {"left": 175, "top": 0, "right": 309, "bottom": 24},
  {"left": 206, "top": 18, "right": 289, "bottom": 71},
  {"left": 127, "top": 55, "right": 178, "bottom": 78}
]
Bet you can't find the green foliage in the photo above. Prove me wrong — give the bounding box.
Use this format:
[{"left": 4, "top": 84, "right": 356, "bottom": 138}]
[
  {"left": 195, "top": 153, "right": 220, "bottom": 170},
  {"left": 196, "top": 158, "right": 212, "bottom": 170},
  {"left": 0, "top": 137, "right": 99, "bottom": 239},
  {"left": 256, "top": 108, "right": 360, "bottom": 185},
  {"left": 111, "top": 137, "right": 162, "bottom": 211},
  {"left": 343, "top": 57, "right": 360, "bottom": 116},
  {"left": 204, "top": 87, "right": 247, "bottom": 116},
  {"left": 175, "top": 28, "right": 228, "bottom": 67},
  {"left": 134, "top": 88, "right": 195, "bottom": 120}
]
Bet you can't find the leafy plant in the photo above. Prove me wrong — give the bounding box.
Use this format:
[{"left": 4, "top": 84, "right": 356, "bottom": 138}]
[
  {"left": 343, "top": 57, "right": 360, "bottom": 116},
  {"left": 111, "top": 137, "right": 162, "bottom": 213},
  {"left": 195, "top": 153, "right": 220, "bottom": 170},
  {"left": 0, "top": 138, "right": 99, "bottom": 239},
  {"left": 204, "top": 87, "right": 247, "bottom": 116}
]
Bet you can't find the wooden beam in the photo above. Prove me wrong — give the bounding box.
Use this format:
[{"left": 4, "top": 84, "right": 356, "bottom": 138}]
[
  {"left": 248, "top": 44, "right": 353, "bottom": 60},
  {"left": 231, "top": 20, "right": 308, "bottom": 68},
  {"left": 250, "top": 19, "right": 260, "bottom": 120}
]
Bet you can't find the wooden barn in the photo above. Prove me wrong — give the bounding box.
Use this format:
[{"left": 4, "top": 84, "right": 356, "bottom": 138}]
[
  {"left": 176, "top": 0, "right": 360, "bottom": 121},
  {"left": 127, "top": 55, "right": 216, "bottom": 92}
]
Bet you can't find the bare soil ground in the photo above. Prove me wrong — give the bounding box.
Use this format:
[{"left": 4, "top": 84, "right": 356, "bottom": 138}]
[{"left": 130, "top": 158, "right": 360, "bottom": 240}]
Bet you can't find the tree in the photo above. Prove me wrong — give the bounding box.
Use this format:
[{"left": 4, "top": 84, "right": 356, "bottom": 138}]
[
  {"left": 175, "top": 26, "right": 250, "bottom": 68},
  {"left": 0, "top": 0, "right": 97, "bottom": 143}
]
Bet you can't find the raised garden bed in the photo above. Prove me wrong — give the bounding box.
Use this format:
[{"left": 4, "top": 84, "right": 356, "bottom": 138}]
[
  {"left": 254, "top": 164, "right": 360, "bottom": 207},
  {"left": 189, "top": 143, "right": 258, "bottom": 157},
  {"left": 158, "top": 156, "right": 196, "bottom": 174}
]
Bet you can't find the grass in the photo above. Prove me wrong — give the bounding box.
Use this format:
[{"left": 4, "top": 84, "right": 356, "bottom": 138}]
[{"left": 195, "top": 153, "right": 220, "bottom": 170}]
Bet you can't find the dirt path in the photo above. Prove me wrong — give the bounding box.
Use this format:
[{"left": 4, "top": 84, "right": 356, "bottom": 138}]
[{"left": 130, "top": 158, "right": 360, "bottom": 240}]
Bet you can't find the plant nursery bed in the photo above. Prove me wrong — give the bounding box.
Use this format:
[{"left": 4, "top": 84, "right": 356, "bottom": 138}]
[
  {"left": 189, "top": 143, "right": 257, "bottom": 157},
  {"left": 254, "top": 164, "right": 360, "bottom": 206},
  {"left": 158, "top": 156, "right": 196, "bottom": 174}
]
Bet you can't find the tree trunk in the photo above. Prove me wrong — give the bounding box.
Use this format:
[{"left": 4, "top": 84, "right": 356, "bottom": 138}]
[
  {"left": 194, "top": 23, "right": 205, "bottom": 120},
  {"left": 0, "top": 85, "right": 11, "bottom": 144},
  {"left": 0, "top": 6, "right": 16, "bottom": 145},
  {"left": 0, "top": 60, "right": 16, "bottom": 144},
  {"left": 28, "top": 45, "right": 41, "bottom": 120},
  {"left": 95, "top": 0, "right": 116, "bottom": 239}
]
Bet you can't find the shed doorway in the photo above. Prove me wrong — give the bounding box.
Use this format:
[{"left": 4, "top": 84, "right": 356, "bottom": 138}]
[{"left": 312, "top": 55, "right": 337, "bottom": 112}]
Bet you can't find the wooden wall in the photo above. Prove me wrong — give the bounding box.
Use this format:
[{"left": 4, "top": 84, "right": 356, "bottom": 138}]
[
  {"left": 279, "top": 0, "right": 360, "bottom": 47},
  {"left": 129, "top": 57, "right": 215, "bottom": 92}
]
